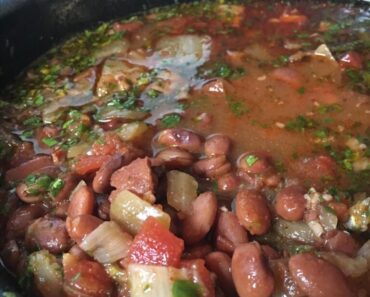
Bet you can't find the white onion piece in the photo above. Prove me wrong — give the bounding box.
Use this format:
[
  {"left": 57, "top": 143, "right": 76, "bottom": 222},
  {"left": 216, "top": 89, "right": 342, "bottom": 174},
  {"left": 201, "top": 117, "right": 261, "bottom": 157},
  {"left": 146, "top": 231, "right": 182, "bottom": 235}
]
[
  {"left": 318, "top": 252, "right": 368, "bottom": 278},
  {"left": 128, "top": 264, "right": 188, "bottom": 297},
  {"left": 314, "top": 44, "right": 335, "bottom": 61},
  {"left": 273, "top": 219, "right": 316, "bottom": 244},
  {"left": 93, "top": 39, "right": 129, "bottom": 60},
  {"left": 28, "top": 250, "right": 64, "bottom": 297},
  {"left": 155, "top": 35, "right": 211, "bottom": 69},
  {"left": 67, "top": 143, "right": 91, "bottom": 159},
  {"left": 116, "top": 121, "right": 148, "bottom": 141},
  {"left": 167, "top": 170, "right": 198, "bottom": 213},
  {"left": 318, "top": 205, "right": 338, "bottom": 232},
  {"left": 80, "top": 221, "right": 132, "bottom": 264}
]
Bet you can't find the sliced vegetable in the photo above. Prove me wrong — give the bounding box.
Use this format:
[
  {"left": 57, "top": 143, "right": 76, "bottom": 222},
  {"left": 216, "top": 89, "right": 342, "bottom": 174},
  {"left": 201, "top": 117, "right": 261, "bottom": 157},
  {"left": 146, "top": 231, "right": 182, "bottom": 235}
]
[
  {"left": 172, "top": 279, "right": 201, "bottom": 297},
  {"left": 80, "top": 221, "right": 133, "bottom": 264},
  {"left": 110, "top": 190, "right": 171, "bottom": 234},
  {"left": 167, "top": 170, "right": 198, "bottom": 213},
  {"left": 116, "top": 121, "right": 148, "bottom": 141},
  {"left": 28, "top": 250, "right": 64, "bottom": 297},
  {"left": 273, "top": 219, "right": 316, "bottom": 244},
  {"left": 128, "top": 264, "right": 189, "bottom": 297},
  {"left": 128, "top": 217, "right": 184, "bottom": 267}
]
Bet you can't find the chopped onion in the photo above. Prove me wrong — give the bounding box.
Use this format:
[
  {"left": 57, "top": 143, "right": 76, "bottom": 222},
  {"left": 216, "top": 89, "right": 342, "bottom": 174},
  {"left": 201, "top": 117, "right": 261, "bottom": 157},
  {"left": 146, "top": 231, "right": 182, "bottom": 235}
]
[
  {"left": 314, "top": 44, "right": 335, "bottom": 61},
  {"left": 93, "top": 40, "right": 129, "bottom": 60},
  {"left": 28, "top": 250, "right": 64, "bottom": 297},
  {"left": 80, "top": 221, "right": 132, "bottom": 264},
  {"left": 318, "top": 252, "right": 368, "bottom": 278},
  {"left": 116, "top": 121, "right": 148, "bottom": 141},
  {"left": 345, "top": 197, "right": 370, "bottom": 232},
  {"left": 110, "top": 190, "right": 171, "bottom": 235},
  {"left": 97, "top": 107, "right": 148, "bottom": 122},
  {"left": 67, "top": 143, "right": 91, "bottom": 159},
  {"left": 167, "top": 170, "right": 198, "bottom": 213},
  {"left": 318, "top": 205, "right": 338, "bottom": 232},
  {"left": 104, "top": 263, "right": 129, "bottom": 286},
  {"left": 273, "top": 219, "right": 316, "bottom": 244},
  {"left": 155, "top": 35, "right": 211, "bottom": 69},
  {"left": 128, "top": 264, "right": 188, "bottom": 297}
]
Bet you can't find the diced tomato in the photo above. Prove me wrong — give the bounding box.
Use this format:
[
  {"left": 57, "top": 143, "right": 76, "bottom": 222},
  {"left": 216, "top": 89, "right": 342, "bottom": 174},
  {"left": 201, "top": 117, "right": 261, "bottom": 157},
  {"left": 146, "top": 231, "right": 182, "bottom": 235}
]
[
  {"left": 271, "top": 67, "right": 303, "bottom": 88},
  {"left": 181, "top": 259, "right": 215, "bottom": 297},
  {"left": 74, "top": 155, "right": 111, "bottom": 175},
  {"left": 128, "top": 217, "right": 184, "bottom": 267},
  {"left": 63, "top": 253, "right": 113, "bottom": 297},
  {"left": 91, "top": 133, "right": 128, "bottom": 156},
  {"left": 339, "top": 51, "right": 363, "bottom": 69}
]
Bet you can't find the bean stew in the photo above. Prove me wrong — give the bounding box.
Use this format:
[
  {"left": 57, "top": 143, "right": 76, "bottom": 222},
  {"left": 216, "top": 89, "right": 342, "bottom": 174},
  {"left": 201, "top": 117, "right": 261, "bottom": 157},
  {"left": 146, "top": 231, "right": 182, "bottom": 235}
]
[{"left": 0, "top": 1, "right": 369, "bottom": 297}]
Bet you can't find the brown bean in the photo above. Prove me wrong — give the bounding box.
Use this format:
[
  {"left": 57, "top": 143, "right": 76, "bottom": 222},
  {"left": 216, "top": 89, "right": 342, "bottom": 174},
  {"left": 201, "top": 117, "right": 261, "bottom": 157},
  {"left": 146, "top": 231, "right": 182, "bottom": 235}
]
[
  {"left": 183, "top": 244, "right": 212, "bottom": 260},
  {"left": 6, "top": 204, "right": 45, "bottom": 239},
  {"left": 237, "top": 152, "right": 273, "bottom": 174},
  {"left": 93, "top": 154, "right": 122, "bottom": 193},
  {"left": 1, "top": 240, "right": 21, "bottom": 273},
  {"left": 154, "top": 148, "right": 194, "bottom": 168},
  {"left": 322, "top": 230, "right": 359, "bottom": 256},
  {"left": 261, "top": 245, "right": 280, "bottom": 260},
  {"left": 231, "top": 242, "right": 275, "bottom": 297},
  {"left": 206, "top": 251, "right": 237, "bottom": 297},
  {"left": 157, "top": 128, "right": 202, "bottom": 153},
  {"left": 66, "top": 215, "right": 103, "bottom": 244},
  {"left": 215, "top": 211, "right": 248, "bottom": 254},
  {"left": 5, "top": 155, "right": 54, "bottom": 182},
  {"left": 217, "top": 173, "right": 239, "bottom": 193},
  {"left": 235, "top": 189, "right": 271, "bottom": 235},
  {"left": 16, "top": 183, "right": 42, "bottom": 203},
  {"left": 68, "top": 182, "right": 95, "bottom": 218},
  {"left": 193, "top": 155, "right": 231, "bottom": 178},
  {"left": 25, "top": 217, "right": 72, "bottom": 254},
  {"left": 275, "top": 185, "right": 306, "bottom": 221},
  {"left": 182, "top": 192, "right": 217, "bottom": 245},
  {"left": 289, "top": 253, "right": 355, "bottom": 297},
  {"left": 54, "top": 173, "right": 78, "bottom": 203},
  {"left": 205, "top": 134, "right": 231, "bottom": 157},
  {"left": 97, "top": 199, "right": 111, "bottom": 220}
]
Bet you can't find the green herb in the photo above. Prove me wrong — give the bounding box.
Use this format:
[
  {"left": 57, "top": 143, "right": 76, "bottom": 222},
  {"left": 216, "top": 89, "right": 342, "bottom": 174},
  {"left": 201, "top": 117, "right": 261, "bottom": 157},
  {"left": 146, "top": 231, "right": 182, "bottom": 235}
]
[
  {"left": 23, "top": 116, "right": 42, "bottom": 127},
  {"left": 2, "top": 291, "right": 18, "bottom": 297},
  {"left": 245, "top": 154, "right": 259, "bottom": 167},
  {"left": 42, "top": 137, "right": 58, "bottom": 147},
  {"left": 286, "top": 115, "right": 317, "bottom": 132},
  {"left": 69, "top": 110, "right": 81, "bottom": 120},
  {"left": 275, "top": 160, "right": 286, "bottom": 172},
  {"left": 71, "top": 272, "right": 81, "bottom": 283},
  {"left": 345, "top": 68, "right": 370, "bottom": 94},
  {"left": 317, "top": 103, "right": 343, "bottom": 114},
  {"left": 328, "top": 187, "right": 341, "bottom": 202},
  {"left": 314, "top": 129, "right": 328, "bottom": 139},
  {"left": 297, "top": 86, "right": 305, "bottom": 94},
  {"left": 49, "top": 178, "right": 64, "bottom": 197},
  {"left": 161, "top": 114, "right": 181, "bottom": 128},
  {"left": 200, "top": 62, "right": 246, "bottom": 79},
  {"left": 172, "top": 279, "right": 201, "bottom": 297},
  {"left": 323, "top": 205, "right": 336, "bottom": 215},
  {"left": 33, "top": 93, "right": 45, "bottom": 106},
  {"left": 229, "top": 101, "right": 249, "bottom": 117},
  {"left": 20, "top": 130, "right": 34, "bottom": 140},
  {"left": 290, "top": 245, "right": 314, "bottom": 255},
  {"left": 147, "top": 89, "right": 160, "bottom": 98},
  {"left": 272, "top": 55, "right": 289, "bottom": 67}
]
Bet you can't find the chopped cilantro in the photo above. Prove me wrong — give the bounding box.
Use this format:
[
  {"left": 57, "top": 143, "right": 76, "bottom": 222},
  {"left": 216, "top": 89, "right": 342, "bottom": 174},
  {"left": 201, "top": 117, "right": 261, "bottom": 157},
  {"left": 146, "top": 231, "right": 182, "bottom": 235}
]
[
  {"left": 42, "top": 137, "right": 58, "bottom": 147},
  {"left": 275, "top": 160, "right": 286, "bottom": 172},
  {"left": 71, "top": 272, "right": 81, "bottom": 283},
  {"left": 286, "top": 115, "right": 317, "bottom": 132},
  {"left": 161, "top": 114, "right": 181, "bottom": 128},
  {"left": 2, "top": 291, "right": 18, "bottom": 297},
  {"left": 245, "top": 154, "right": 259, "bottom": 167},
  {"left": 323, "top": 205, "right": 336, "bottom": 215},
  {"left": 317, "top": 103, "right": 343, "bottom": 114},
  {"left": 33, "top": 93, "right": 45, "bottom": 106},
  {"left": 23, "top": 116, "right": 43, "bottom": 127},
  {"left": 200, "top": 62, "right": 246, "bottom": 79},
  {"left": 272, "top": 55, "right": 289, "bottom": 67},
  {"left": 147, "top": 89, "right": 160, "bottom": 98},
  {"left": 314, "top": 129, "right": 328, "bottom": 139},
  {"left": 297, "top": 86, "right": 305, "bottom": 94},
  {"left": 20, "top": 130, "right": 34, "bottom": 140},
  {"left": 49, "top": 178, "right": 64, "bottom": 197},
  {"left": 172, "top": 279, "right": 201, "bottom": 297}
]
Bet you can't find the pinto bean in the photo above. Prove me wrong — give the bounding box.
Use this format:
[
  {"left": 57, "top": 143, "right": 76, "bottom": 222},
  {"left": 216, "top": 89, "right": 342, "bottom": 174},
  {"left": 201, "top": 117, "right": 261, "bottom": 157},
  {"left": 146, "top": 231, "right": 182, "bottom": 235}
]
[
  {"left": 237, "top": 152, "right": 273, "bottom": 174},
  {"left": 5, "top": 155, "right": 54, "bottom": 182},
  {"left": 193, "top": 155, "right": 231, "bottom": 178},
  {"left": 6, "top": 204, "right": 45, "bottom": 239},
  {"left": 68, "top": 182, "right": 95, "bottom": 218},
  {"left": 275, "top": 185, "right": 306, "bottom": 221},
  {"left": 235, "top": 190, "right": 271, "bottom": 235},
  {"left": 231, "top": 242, "right": 275, "bottom": 297},
  {"left": 322, "top": 230, "right": 359, "bottom": 256},
  {"left": 206, "top": 252, "right": 237, "bottom": 297},
  {"left": 215, "top": 211, "right": 248, "bottom": 254},
  {"left": 93, "top": 154, "right": 122, "bottom": 193},
  {"left": 25, "top": 217, "right": 72, "bottom": 254},
  {"left": 154, "top": 148, "right": 194, "bottom": 168},
  {"left": 66, "top": 215, "right": 103, "bottom": 244},
  {"left": 205, "top": 134, "right": 231, "bottom": 157},
  {"left": 16, "top": 183, "right": 42, "bottom": 203},
  {"left": 182, "top": 192, "right": 217, "bottom": 245},
  {"left": 288, "top": 253, "right": 355, "bottom": 297},
  {"left": 157, "top": 128, "right": 202, "bottom": 153},
  {"left": 217, "top": 173, "right": 239, "bottom": 192}
]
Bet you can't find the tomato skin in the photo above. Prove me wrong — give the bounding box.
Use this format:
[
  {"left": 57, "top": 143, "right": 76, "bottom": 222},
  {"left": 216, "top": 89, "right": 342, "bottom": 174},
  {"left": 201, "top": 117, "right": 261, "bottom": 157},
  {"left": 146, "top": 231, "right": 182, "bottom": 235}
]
[
  {"left": 128, "top": 217, "right": 184, "bottom": 267},
  {"left": 74, "top": 155, "right": 111, "bottom": 175},
  {"left": 181, "top": 259, "right": 215, "bottom": 297},
  {"left": 63, "top": 253, "right": 114, "bottom": 297},
  {"left": 339, "top": 51, "right": 363, "bottom": 69}
]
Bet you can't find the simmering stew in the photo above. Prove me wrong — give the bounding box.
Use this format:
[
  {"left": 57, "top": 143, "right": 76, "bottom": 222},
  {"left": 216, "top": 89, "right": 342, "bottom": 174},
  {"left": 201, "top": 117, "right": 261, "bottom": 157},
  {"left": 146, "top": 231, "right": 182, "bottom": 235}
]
[{"left": 0, "top": 1, "right": 369, "bottom": 296}]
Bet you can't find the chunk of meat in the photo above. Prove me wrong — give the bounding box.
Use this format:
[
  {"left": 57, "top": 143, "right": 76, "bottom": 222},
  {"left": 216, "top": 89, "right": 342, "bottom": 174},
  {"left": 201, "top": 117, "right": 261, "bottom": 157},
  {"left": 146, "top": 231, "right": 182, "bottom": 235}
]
[
  {"left": 5, "top": 155, "right": 54, "bottom": 182},
  {"left": 288, "top": 253, "right": 355, "bottom": 297},
  {"left": 25, "top": 217, "right": 72, "bottom": 254},
  {"left": 110, "top": 157, "right": 155, "bottom": 196},
  {"left": 182, "top": 192, "right": 218, "bottom": 245}
]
